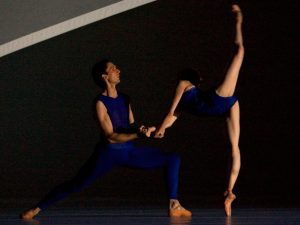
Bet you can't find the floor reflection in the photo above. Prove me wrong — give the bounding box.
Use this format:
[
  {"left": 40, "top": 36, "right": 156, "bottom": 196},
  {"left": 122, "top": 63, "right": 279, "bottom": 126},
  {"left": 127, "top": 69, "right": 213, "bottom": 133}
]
[
  {"left": 21, "top": 219, "right": 40, "bottom": 225},
  {"left": 169, "top": 216, "right": 192, "bottom": 225},
  {"left": 2, "top": 208, "right": 300, "bottom": 225}
]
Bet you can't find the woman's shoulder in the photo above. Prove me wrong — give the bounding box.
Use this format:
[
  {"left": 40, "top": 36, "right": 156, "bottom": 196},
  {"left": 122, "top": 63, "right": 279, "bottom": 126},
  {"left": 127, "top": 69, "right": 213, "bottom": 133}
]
[{"left": 178, "top": 80, "right": 195, "bottom": 92}]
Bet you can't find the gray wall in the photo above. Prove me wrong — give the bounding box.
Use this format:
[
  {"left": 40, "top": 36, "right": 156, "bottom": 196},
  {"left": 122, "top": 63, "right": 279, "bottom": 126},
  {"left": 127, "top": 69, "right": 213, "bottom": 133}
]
[{"left": 0, "top": 0, "right": 121, "bottom": 44}]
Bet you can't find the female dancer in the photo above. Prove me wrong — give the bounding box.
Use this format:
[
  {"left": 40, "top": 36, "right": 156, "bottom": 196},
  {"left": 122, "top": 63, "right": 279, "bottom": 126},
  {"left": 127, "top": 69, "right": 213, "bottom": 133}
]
[{"left": 155, "top": 4, "right": 244, "bottom": 216}]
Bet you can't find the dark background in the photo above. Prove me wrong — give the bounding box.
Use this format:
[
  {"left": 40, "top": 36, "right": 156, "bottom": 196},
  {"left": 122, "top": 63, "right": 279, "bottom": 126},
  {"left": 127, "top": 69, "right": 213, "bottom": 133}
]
[{"left": 1, "top": 0, "right": 299, "bottom": 209}]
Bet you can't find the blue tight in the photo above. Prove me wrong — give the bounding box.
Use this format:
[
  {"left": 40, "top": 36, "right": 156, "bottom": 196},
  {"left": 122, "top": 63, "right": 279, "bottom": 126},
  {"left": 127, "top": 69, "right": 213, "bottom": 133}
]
[{"left": 37, "top": 142, "right": 180, "bottom": 210}]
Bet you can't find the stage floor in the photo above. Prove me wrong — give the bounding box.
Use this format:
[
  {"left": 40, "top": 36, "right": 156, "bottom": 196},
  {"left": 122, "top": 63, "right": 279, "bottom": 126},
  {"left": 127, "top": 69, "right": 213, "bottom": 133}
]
[{"left": 1, "top": 208, "right": 300, "bottom": 225}]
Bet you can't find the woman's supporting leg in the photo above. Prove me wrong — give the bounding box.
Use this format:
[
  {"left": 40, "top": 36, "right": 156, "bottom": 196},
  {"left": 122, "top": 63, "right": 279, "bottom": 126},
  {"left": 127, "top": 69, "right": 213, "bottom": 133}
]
[
  {"left": 224, "top": 101, "right": 241, "bottom": 216},
  {"left": 216, "top": 5, "right": 244, "bottom": 97}
]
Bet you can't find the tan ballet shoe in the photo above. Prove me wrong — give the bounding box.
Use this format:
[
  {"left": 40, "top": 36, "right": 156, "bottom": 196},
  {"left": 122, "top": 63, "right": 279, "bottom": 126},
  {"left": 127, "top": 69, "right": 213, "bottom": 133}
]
[
  {"left": 20, "top": 207, "right": 41, "bottom": 220},
  {"left": 169, "top": 200, "right": 192, "bottom": 217}
]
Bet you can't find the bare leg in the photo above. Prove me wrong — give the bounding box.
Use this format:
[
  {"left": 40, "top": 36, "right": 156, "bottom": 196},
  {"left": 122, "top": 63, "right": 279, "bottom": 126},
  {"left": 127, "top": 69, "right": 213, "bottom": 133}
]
[
  {"left": 224, "top": 101, "right": 241, "bottom": 216},
  {"left": 216, "top": 4, "right": 244, "bottom": 97}
]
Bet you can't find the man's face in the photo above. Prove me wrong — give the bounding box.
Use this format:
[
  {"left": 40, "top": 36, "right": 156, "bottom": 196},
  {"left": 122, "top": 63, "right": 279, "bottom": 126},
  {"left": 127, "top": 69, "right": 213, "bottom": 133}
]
[{"left": 103, "top": 62, "right": 120, "bottom": 85}]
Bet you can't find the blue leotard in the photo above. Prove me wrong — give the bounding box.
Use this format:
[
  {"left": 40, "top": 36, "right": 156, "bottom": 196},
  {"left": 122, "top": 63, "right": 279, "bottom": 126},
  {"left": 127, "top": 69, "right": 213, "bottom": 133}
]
[
  {"left": 36, "top": 92, "right": 180, "bottom": 210},
  {"left": 180, "top": 87, "right": 237, "bottom": 116},
  {"left": 98, "top": 93, "right": 131, "bottom": 133}
]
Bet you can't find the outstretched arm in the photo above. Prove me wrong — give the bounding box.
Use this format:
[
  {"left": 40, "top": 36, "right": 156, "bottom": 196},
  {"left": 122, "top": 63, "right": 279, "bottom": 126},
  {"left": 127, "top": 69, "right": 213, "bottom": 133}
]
[{"left": 155, "top": 81, "right": 190, "bottom": 138}]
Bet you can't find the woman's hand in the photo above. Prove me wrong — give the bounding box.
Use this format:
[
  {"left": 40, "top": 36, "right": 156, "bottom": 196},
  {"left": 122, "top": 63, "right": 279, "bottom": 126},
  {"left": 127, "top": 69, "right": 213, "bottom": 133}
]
[{"left": 154, "top": 128, "right": 165, "bottom": 138}]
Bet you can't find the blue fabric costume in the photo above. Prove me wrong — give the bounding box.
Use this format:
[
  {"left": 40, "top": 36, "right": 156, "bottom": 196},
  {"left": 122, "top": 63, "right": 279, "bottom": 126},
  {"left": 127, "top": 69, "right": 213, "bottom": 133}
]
[
  {"left": 37, "top": 93, "right": 180, "bottom": 210},
  {"left": 180, "top": 87, "right": 237, "bottom": 116}
]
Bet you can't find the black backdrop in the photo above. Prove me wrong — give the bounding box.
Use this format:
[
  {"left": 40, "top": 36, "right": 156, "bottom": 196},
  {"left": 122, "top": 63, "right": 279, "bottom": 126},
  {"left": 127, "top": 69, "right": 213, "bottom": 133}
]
[{"left": 1, "top": 0, "right": 299, "bottom": 209}]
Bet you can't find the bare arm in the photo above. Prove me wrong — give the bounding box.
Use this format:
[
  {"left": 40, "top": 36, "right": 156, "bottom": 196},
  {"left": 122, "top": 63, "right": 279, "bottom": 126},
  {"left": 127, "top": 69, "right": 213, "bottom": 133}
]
[
  {"left": 128, "top": 104, "right": 135, "bottom": 124},
  {"left": 96, "top": 101, "right": 138, "bottom": 143},
  {"left": 155, "top": 81, "right": 190, "bottom": 137}
]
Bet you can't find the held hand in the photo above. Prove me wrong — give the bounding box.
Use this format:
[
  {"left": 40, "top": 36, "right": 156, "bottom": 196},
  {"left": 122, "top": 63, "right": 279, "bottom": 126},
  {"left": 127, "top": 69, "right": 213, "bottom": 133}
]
[
  {"left": 154, "top": 129, "right": 165, "bottom": 138},
  {"left": 139, "top": 125, "right": 156, "bottom": 138}
]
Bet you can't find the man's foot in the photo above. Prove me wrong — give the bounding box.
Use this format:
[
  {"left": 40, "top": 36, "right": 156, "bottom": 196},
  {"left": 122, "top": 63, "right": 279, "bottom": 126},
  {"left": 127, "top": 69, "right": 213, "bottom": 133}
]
[
  {"left": 224, "top": 191, "right": 236, "bottom": 217},
  {"left": 232, "top": 4, "right": 243, "bottom": 24},
  {"left": 20, "top": 207, "right": 41, "bottom": 220},
  {"left": 169, "top": 200, "right": 192, "bottom": 217}
]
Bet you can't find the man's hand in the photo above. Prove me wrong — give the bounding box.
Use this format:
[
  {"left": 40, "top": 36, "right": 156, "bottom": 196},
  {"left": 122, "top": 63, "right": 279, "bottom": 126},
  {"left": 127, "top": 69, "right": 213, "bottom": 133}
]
[{"left": 139, "top": 125, "right": 156, "bottom": 138}]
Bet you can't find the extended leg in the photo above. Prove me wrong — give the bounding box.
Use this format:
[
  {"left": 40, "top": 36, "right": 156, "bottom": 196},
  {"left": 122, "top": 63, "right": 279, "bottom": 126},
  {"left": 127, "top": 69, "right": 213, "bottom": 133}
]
[
  {"left": 216, "top": 5, "right": 244, "bottom": 97},
  {"left": 224, "top": 101, "right": 241, "bottom": 216},
  {"left": 20, "top": 147, "right": 116, "bottom": 219}
]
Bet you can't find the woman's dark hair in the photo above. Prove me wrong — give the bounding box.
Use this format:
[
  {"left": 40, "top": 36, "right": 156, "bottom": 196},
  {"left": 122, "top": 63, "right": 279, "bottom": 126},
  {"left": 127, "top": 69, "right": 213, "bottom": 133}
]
[
  {"left": 92, "top": 59, "right": 110, "bottom": 88},
  {"left": 178, "top": 68, "right": 203, "bottom": 86}
]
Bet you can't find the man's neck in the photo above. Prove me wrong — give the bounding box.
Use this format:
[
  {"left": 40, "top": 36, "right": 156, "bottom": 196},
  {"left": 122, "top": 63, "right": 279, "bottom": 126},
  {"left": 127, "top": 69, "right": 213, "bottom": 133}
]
[{"left": 103, "top": 85, "right": 118, "bottom": 98}]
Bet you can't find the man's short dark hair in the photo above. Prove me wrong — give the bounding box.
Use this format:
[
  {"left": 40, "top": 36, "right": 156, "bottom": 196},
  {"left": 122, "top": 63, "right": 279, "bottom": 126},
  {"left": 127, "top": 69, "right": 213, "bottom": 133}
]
[{"left": 92, "top": 59, "right": 110, "bottom": 88}]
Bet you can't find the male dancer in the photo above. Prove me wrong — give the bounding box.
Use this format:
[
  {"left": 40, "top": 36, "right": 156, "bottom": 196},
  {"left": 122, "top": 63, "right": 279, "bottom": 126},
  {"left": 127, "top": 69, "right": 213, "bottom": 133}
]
[{"left": 20, "top": 59, "right": 191, "bottom": 219}]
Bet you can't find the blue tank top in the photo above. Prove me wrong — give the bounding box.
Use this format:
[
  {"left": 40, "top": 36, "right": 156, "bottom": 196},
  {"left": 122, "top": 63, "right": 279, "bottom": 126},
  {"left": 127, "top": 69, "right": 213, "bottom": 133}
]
[
  {"left": 180, "top": 87, "right": 237, "bottom": 116},
  {"left": 97, "top": 92, "right": 130, "bottom": 133}
]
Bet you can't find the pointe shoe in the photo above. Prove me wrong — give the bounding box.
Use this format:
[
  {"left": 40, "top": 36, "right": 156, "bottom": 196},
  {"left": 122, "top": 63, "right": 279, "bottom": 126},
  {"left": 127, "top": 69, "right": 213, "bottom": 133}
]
[
  {"left": 20, "top": 208, "right": 41, "bottom": 220},
  {"left": 224, "top": 191, "right": 236, "bottom": 217},
  {"left": 169, "top": 200, "right": 192, "bottom": 217}
]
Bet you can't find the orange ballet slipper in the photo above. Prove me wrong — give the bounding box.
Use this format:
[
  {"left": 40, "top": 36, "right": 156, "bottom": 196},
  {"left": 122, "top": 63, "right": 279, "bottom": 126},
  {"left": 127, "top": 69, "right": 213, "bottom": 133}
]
[
  {"left": 169, "top": 200, "right": 192, "bottom": 217},
  {"left": 20, "top": 207, "right": 41, "bottom": 220}
]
